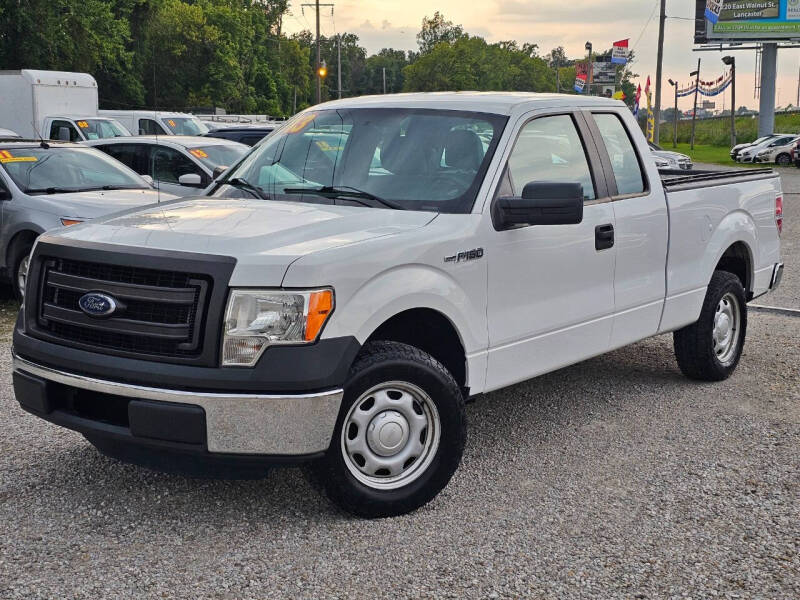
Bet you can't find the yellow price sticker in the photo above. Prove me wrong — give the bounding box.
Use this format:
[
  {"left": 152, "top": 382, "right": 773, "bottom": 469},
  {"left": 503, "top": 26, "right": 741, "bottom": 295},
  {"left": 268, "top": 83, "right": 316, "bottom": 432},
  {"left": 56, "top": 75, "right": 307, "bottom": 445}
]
[
  {"left": 0, "top": 156, "right": 37, "bottom": 164},
  {"left": 286, "top": 112, "right": 317, "bottom": 134},
  {"left": 189, "top": 149, "right": 209, "bottom": 159},
  {"left": 167, "top": 120, "right": 177, "bottom": 128},
  {"left": 77, "top": 121, "right": 89, "bottom": 128}
]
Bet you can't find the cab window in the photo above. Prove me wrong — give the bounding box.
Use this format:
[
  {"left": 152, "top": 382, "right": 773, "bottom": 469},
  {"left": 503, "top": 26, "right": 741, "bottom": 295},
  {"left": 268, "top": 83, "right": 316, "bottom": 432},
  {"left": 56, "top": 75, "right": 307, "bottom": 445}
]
[
  {"left": 49, "top": 120, "right": 81, "bottom": 142},
  {"left": 139, "top": 119, "right": 167, "bottom": 136},
  {"left": 592, "top": 113, "right": 645, "bottom": 196},
  {"left": 98, "top": 144, "right": 149, "bottom": 176},
  {"left": 505, "top": 114, "right": 596, "bottom": 200},
  {"left": 149, "top": 146, "right": 205, "bottom": 184}
]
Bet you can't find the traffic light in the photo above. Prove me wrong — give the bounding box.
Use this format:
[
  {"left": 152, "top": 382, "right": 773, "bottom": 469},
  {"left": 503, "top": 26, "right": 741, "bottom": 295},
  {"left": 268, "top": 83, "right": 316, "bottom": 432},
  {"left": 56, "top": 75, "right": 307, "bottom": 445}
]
[{"left": 317, "top": 61, "right": 328, "bottom": 79}]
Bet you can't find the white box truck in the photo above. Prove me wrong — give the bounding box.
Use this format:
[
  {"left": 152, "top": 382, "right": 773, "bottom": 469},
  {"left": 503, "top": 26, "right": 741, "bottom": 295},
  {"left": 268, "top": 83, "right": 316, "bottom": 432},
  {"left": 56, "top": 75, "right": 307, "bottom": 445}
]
[
  {"left": 0, "top": 70, "right": 131, "bottom": 141},
  {"left": 99, "top": 110, "right": 211, "bottom": 136}
]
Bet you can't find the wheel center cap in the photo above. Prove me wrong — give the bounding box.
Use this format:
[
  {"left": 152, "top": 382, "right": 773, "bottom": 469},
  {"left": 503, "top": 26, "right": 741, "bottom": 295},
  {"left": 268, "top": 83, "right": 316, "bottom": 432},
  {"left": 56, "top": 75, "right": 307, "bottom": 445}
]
[
  {"left": 715, "top": 313, "right": 731, "bottom": 341},
  {"left": 367, "top": 410, "right": 410, "bottom": 457}
]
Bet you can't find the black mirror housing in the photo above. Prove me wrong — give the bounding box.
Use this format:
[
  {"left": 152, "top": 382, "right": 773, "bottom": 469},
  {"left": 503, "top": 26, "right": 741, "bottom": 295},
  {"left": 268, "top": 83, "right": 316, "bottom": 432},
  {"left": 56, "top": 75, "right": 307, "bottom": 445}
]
[
  {"left": 494, "top": 181, "right": 584, "bottom": 230},
  {"left": 212, "top": 165, "right": 228, "bottom": 180}
]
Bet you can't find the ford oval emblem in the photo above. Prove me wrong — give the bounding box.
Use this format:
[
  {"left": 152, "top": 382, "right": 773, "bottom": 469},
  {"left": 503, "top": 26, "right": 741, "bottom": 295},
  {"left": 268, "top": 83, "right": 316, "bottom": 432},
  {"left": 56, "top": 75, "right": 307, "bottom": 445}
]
[{"left": 78, "top": 292, "right": 117, "bottom": 318}]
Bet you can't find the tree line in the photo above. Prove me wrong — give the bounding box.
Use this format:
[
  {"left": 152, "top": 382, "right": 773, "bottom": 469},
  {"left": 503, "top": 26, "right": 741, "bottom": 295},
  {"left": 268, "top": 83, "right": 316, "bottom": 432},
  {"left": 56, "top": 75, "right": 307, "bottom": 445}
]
[{"left": 0, "top": 3, "right": 636, "bottom": 116}]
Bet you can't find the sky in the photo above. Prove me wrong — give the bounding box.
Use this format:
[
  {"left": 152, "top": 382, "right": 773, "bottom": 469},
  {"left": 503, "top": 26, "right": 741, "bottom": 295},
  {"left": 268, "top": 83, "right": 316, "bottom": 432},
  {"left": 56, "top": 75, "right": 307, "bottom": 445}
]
[{"left": 283, "top": 0, "right": 800, "bottom": 112}]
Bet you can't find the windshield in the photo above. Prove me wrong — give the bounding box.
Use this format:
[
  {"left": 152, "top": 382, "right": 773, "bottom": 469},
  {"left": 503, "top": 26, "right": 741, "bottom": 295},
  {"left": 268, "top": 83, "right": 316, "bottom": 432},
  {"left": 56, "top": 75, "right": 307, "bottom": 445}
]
[
  {"left": 187, "top": 144, "right": 248, "bottom": 169},
  {"left": 78, "top": 119, "right": 131, "bottom": 139},
  {"left": 0, "top": 147, "right": 148, "bottom": 194},
  {"left": 163, "top": 117, "right": 210, "bottom": 135},
  {"left": 212, "top": 108, "right": 507, "bottom": 213}
]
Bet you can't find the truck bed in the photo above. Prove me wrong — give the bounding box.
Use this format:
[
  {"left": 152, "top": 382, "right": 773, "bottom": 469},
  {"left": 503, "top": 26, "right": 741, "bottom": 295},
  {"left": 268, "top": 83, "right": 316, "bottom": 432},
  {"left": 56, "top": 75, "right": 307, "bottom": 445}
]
[{"left": 661, "top": 168, "right": 776, "bottom": 190}]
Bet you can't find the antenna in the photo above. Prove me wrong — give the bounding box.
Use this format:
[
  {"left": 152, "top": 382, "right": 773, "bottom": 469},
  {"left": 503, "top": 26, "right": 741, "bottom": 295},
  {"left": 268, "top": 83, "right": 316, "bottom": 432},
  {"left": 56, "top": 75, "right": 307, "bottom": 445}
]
[
  {"left": 153, "top": 61, "right": 161, "bottom": 204},
  {"left": 31, "top": 120, "right": 48, "bottom": 149}
]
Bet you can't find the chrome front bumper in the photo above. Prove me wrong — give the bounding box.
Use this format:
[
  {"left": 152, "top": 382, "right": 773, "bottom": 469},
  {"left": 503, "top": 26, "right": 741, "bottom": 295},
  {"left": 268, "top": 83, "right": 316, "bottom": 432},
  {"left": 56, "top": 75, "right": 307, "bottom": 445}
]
[{"left": 13, "top": 355, "right": 343, "bottom": 455}]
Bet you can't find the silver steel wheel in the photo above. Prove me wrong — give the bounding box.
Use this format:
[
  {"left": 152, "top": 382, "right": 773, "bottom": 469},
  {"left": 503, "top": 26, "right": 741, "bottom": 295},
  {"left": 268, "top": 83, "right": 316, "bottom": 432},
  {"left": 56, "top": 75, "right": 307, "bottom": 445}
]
[
  {"left": 341, "top": 381, "right": 441, "bottom": 490},
  {"left": 17, "top": 253, "right": 30, "bottom": 299},
  {"left": 713, "top": 292, "right": 741, "bottom": 366}
]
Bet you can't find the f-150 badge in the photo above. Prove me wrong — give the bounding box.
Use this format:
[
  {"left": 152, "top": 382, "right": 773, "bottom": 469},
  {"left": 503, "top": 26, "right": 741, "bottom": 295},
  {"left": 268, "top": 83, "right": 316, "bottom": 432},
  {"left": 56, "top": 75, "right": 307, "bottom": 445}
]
[{"left": 444, "top": 248, "right": 484, "bottom": 263}]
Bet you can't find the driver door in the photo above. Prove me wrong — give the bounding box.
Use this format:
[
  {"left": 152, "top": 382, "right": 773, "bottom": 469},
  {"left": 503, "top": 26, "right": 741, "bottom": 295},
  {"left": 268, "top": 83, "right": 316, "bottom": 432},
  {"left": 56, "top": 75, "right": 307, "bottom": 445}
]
[{"left": 485, "top": 112, "right": 616, "bottom": 391}]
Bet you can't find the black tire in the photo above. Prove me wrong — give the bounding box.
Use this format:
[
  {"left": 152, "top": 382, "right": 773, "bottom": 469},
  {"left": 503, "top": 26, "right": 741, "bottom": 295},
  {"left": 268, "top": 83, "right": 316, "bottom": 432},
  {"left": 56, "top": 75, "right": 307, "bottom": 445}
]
[
  {"left": 776, "top": 153, "right": 791, "bottom": 166},
  {"left": 10, "top": 239, "right": 33, "bottom": 302},
  {"left": 673, "top": 270, "right": 747, "bottom": 381},
  {"left": 314, "top": 340, "right": 466, "bottom": 518}
]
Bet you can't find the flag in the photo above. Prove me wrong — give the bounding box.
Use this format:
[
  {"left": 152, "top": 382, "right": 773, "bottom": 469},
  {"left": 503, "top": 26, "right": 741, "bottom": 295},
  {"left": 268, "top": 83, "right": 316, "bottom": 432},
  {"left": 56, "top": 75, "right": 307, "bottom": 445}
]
[
  {"left": 611, "top": 39, "right": 629, "bottom": 65},
  {"left": 574, "top": 74, "right": 587, "bottom": 93},
  {"left": 633, "top": 83, "right": 642, "bottom": 116},
  {"left": 645, "top": 76, "right": 655, "bottom": 142},
  {"left": 705, "top": 0, "right": 722, "bottom": 24}
]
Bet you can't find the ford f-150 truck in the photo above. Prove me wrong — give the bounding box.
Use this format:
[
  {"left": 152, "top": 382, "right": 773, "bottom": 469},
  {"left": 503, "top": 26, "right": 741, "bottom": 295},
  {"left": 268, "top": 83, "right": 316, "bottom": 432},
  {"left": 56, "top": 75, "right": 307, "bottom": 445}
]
[{"left": 13, "top": 93, "right": 784, "bottom": 518}]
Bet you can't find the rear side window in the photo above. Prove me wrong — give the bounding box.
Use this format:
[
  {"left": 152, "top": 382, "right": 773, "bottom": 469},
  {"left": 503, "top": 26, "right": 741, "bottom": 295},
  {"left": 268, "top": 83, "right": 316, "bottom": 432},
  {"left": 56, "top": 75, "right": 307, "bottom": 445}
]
[
  {"left": 593, "top": 113, "right": 645, "bottom": 196},
  {"left": 99, "top": 144, "right": 149, "bottom": 175},
  {"left": 506, "top": 114, "right": 596, "bottom": 200}
]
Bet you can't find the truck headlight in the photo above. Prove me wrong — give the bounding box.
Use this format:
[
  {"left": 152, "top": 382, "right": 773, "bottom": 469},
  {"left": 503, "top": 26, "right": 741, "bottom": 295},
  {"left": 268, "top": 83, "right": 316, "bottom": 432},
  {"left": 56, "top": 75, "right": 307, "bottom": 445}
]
[{"left": 222, "top": 288, "right": 333, "bottom": 366}]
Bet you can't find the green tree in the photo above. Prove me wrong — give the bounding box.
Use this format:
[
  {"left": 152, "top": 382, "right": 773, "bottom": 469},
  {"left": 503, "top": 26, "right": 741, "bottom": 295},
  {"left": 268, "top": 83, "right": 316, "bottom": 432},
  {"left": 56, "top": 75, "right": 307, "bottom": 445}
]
[{"left": 416, "top": 12, "right": 465, "bottom": 54}]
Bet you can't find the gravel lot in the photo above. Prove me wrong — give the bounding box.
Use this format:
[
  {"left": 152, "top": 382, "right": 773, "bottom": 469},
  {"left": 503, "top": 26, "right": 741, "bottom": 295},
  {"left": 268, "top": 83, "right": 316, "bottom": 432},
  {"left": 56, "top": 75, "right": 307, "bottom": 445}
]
[{"left": 0, "top": 167, "right": 797, "bottom": 599}]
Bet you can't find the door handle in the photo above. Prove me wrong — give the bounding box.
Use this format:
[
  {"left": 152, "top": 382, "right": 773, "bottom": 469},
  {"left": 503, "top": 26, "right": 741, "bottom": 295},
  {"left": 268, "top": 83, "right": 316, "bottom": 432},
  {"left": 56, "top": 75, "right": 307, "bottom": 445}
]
[{"left": 595, "top": 224, "right": 614, "bottom": 251}]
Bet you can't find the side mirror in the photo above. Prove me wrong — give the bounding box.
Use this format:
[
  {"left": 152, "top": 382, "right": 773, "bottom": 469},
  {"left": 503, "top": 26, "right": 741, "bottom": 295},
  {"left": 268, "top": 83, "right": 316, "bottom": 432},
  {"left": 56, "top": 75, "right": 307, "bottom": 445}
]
[
  {"left": 494, "top": 182, "right": 584, "bottom": 230},
  {"left": 0, "top": 187, "right": 11, "bottom": 201},
  {"left": 141, "top": 174, "right": 154, "bottom": 186},
  {"left": 178, "top": 173, "right": 203, "bottom": 187},
  {"left": 58, "top": 127, "right": 71, "bottom": 141},
  {"left": 212, "top": 165, "right": 228, "bottom": 180}
]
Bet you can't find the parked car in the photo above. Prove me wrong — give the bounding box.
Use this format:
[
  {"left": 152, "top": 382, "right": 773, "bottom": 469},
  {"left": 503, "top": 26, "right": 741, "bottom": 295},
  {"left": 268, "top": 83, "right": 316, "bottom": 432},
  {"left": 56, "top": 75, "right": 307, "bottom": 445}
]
[
  {"left": 730, "top": 135, "right": 777, "bottom": 161},
  {"left": 0, "top": 140, "right": 173, "bottom": 299},
  {"left": 648, "top": 142, "right": 692, "bottom": 171},
  {"left": 754, "top": 136, "right": 800, "bottom": 165},
  {"left": 204, "top": 125, "right": 277, "bottom": 146},
  {"left": 99, "top": 110, "right": 211, "bottom": 136},
  {"left": 84, "top": 136, "right": 249, "bottom": 196},
  {"left": 737, "top": 134, "right": 796, "bottom": 163},
  {"left": 0, "top": 70, "right": 131, "bottom": 142},
  {"left": 13, "top": 93, "right": 783, "bottom": 518}
]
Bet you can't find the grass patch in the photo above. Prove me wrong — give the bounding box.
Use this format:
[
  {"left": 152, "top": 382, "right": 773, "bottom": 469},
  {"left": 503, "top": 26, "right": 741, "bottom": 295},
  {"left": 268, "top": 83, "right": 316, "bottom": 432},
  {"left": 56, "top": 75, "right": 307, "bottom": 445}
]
[{"left": 664, "top": 143, "right": 740, "bottom": 166}]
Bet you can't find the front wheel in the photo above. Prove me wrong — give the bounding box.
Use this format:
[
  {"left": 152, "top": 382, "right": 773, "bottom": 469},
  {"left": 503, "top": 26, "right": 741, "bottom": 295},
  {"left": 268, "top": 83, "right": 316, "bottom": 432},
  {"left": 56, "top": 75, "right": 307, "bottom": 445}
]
[
  {"left": 673, "top": 270, "right": 747, "bottom": 381},
  {"left": 11, "top": 242, "right": 33, "bottom": 302},
  {"left": 315, "top": 341, "right": 466, "bottom": 518}
]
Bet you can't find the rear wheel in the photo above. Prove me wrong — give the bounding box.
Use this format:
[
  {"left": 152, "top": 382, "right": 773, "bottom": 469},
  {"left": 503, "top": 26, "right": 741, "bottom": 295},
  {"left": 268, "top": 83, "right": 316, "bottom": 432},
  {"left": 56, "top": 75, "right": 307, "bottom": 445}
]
[
  {"left": 673, "top": 271, "right": 747, "bottom": 381},
  {"left": 315, "top": 341, "right": 466, "bottom": 518},
  {"left": 776, "top": 153, "right": 791, "bottom": 166}
]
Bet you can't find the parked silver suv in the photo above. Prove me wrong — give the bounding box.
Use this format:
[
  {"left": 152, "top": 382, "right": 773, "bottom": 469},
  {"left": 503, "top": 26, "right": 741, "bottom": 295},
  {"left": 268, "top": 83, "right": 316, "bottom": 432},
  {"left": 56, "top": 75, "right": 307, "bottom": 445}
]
[{"left": 0, "top": 140, "right": 172, "bottom": 298}]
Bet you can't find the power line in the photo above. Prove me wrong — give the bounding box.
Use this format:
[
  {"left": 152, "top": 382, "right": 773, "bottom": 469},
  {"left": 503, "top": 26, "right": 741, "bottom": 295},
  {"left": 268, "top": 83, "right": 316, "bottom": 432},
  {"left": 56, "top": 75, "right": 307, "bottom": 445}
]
[{"left": 632, "top": 0, "right": 660, "bottom": 53}]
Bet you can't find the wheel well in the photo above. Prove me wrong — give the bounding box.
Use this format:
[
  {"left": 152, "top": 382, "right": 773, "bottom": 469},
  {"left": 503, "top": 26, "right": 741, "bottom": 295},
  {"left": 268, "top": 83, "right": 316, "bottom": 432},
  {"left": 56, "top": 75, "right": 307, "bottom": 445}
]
[
  {"left": 716, "top": 242, "right": 752, "bottom": 298},
  {"left": 365, "top": 308, "right": 467, "bottom": 390},
  {"left": 6, "top": 230, "right": 38, "bottom": 271}
]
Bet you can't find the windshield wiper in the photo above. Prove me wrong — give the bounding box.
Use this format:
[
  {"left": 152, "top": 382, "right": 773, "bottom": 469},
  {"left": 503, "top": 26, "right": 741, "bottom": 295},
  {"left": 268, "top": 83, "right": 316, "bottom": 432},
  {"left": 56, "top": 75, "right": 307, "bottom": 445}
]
[
  {"left": 282, "top": 185, "right": 405, "bottom": 210},
  {"left": 25, "top": 187, "right": 78, "bottom": 195},
  {"left": 226, "top": 178, "right": 270, "bottom": 200}
]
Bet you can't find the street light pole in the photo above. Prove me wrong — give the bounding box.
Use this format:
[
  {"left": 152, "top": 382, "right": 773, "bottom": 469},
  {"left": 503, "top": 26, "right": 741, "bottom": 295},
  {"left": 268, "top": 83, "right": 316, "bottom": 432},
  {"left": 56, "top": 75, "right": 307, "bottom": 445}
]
[
  {"left": 668, "top": 79, "right": 678, "bottom": 148},
  {"left": 585, "top": 41, "right": 593, "bottom": 95},
  {"left": 722, "top": 55, "right": 736, "bottom": 147},
  {"left": 690, "top": 59, "right": 701, "bottom": 150}
]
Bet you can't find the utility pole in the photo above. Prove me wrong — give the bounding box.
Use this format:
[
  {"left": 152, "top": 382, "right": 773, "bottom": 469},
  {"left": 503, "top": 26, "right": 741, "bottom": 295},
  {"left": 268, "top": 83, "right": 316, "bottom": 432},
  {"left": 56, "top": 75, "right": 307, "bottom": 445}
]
[
  {"left": 585, "top": 41, "right": 593, "bottom": 95},
  {"left": 301, "top": 2, "right": 334, "bottom": 105},
  {"left": 723, "top": 55, "right": 736, "bottom": 147},
  {"left": 668, "top": 79, "right": 678, "bottom": 148},
  {"left": 337, "top": 34, "right": 342, "bottom": 99},
  {"left": 654, "top": 0, "right": 667, "bottom": 145},
  {"left": 690, "top": 59, "right": 701, "bottom": 150},
  {"left": 382, "top": 67, "right": 386, "bottom": 94}
]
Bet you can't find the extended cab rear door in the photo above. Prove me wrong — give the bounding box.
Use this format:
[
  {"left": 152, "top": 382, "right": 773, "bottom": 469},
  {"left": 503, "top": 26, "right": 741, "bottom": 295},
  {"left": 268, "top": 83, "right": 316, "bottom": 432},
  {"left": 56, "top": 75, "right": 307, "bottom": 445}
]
[{"left": 583, "top": 109, "right": 669, "bottom": 348}]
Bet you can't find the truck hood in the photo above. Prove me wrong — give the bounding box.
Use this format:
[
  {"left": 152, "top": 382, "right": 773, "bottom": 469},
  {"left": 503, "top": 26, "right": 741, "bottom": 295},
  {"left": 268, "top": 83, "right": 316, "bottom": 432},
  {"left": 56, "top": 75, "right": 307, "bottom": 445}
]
[
  {"left": 34, "top": 189, "right": 173, "bottom": 218},
  {"left": 54, "top": 198, "right": 438, "bottom": 286}
]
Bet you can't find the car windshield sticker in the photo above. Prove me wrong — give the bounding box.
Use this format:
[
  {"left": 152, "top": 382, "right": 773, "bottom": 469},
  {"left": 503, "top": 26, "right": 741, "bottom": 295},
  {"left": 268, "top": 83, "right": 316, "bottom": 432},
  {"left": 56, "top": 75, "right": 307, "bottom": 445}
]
[
  {"left": 0, "top": 150, "right": 37, "bottom": 164},
  {"left": 189, "top": 149, "right": 209, "bottom": 159}
]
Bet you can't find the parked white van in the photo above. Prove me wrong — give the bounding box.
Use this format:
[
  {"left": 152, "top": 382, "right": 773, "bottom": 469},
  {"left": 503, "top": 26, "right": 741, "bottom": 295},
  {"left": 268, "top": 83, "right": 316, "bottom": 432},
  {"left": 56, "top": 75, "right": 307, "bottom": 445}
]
[{"left": 99, "top": 110, "right": 211, "bottom": 136}]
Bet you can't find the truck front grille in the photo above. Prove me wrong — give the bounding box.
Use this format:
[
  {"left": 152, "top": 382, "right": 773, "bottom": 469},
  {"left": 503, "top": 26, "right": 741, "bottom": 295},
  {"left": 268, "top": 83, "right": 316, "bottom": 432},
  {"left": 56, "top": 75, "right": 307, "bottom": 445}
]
[{"left": 36, "top": 257, "right": 211, "bottom": 360}]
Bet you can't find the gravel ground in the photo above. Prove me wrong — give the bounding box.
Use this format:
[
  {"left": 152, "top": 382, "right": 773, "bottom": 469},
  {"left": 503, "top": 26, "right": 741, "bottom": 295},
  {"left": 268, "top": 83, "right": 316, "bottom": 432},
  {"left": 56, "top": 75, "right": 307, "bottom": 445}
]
[{"left": 0, "top": 168, "right": 798, "bottom": 599}]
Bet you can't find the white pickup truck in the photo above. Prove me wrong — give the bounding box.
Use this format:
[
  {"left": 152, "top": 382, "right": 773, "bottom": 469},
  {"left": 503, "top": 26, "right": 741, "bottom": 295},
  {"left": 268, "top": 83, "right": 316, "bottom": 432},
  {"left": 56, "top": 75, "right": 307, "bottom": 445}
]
[{"left": 13, "top": 93, "right": 784, "bottom": 518}]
